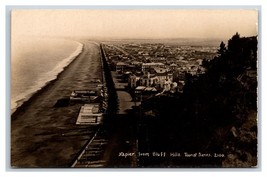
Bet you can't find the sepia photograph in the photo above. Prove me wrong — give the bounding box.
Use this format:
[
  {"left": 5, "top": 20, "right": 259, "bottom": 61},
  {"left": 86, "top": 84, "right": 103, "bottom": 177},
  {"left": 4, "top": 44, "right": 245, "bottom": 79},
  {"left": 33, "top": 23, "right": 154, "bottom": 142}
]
[{"left": 10, "top": 8, "right": 258, "bottom": 168}]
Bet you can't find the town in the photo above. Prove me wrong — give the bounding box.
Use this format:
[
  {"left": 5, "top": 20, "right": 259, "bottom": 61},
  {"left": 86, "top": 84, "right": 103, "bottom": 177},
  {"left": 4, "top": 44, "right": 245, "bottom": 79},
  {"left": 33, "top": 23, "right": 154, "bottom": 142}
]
[{"left": 101, "top": 42, "right": 217, "bottom": 101}]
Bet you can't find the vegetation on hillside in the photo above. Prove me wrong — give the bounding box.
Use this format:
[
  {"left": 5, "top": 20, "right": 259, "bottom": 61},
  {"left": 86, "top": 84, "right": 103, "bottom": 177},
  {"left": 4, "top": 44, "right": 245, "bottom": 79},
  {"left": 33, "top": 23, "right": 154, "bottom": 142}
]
[{"left": 138, "top": 33, "right": 258, "bottom": 167}]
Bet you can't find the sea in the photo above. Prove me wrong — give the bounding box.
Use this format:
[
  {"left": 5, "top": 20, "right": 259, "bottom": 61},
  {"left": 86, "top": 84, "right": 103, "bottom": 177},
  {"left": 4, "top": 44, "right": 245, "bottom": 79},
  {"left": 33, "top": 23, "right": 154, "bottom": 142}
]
[{"left": 11, "top": 37, "right": 83, "bottom": 114}]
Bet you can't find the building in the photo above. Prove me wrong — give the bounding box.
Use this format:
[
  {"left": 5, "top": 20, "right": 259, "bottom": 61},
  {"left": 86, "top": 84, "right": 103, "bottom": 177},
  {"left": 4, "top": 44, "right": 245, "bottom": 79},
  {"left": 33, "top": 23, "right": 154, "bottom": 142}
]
[
  {"left": 154, "top": 67, "right": 173, "bottom": 84},
  {"left": 70, "top": 90, "right": 101, "bottom": 104},
  {"left": 170, "top": 63, "right": 178, "bottom": 71},
  {"left": 139, "top": 72, "right": 159, "bottom": 87},
  {"left": 134, "top": 86, "right": 158, "bottom": 101},
  {"left": 116, "top": 62, "right": 128, "bottom": 73},
  {"left": 129, "top": 69, "right": 174, "bottom": 90},
  {"left": 76, "top": 104, "right": 103, "bottom": 125},
  {"left": 141, "top": 62, "right": 165, "bottom": 71},
  {"left": 128, "top": 74, "right": 140, "bottom": 88}
]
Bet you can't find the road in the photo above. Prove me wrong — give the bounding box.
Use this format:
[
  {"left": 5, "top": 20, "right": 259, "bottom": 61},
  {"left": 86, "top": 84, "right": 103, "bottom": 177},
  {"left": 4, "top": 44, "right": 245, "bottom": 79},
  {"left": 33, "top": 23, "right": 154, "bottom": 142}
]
[{"left": 111, "top": 44, "right": 137, "bottom": 60}]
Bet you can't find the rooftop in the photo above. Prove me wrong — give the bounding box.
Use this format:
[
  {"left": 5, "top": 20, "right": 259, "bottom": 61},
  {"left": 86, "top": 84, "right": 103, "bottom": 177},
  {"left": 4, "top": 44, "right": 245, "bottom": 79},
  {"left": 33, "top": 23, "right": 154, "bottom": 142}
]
[{"left": 76, "top": 104, "right": 102, "bottom": 125}]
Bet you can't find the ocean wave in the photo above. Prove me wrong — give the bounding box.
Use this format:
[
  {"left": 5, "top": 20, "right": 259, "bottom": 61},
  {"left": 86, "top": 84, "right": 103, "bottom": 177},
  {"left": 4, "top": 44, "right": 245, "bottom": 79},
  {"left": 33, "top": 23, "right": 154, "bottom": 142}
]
[{"left": 11, "top": 41, "right": 84, "bottom": 114}]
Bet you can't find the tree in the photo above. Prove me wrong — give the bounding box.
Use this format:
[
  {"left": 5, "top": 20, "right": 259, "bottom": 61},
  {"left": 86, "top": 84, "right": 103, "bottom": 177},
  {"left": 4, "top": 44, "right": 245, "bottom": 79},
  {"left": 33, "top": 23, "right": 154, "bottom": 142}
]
[
  {"left": 228, "top": 32, "right": 241, "bottom": 54},
  {"left": 217, "top": 41, "right": 227, "bottom": 57}
]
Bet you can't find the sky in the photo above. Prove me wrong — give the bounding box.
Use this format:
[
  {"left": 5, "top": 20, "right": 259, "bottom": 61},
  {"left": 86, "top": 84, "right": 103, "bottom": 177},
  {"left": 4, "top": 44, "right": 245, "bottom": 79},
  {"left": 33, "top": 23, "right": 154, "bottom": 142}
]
[{"left": 12, "top": 9, "right": 258, "bottom": 40}]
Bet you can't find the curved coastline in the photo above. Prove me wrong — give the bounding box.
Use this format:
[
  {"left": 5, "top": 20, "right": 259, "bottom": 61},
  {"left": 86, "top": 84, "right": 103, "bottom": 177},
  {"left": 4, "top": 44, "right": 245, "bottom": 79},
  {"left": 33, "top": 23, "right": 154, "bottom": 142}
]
[
  {"left": 11, "top": 41, "right": 84, "bottom": 117},
  {"left": 11, "top": 41, "right": 104, "bottom": 167}
]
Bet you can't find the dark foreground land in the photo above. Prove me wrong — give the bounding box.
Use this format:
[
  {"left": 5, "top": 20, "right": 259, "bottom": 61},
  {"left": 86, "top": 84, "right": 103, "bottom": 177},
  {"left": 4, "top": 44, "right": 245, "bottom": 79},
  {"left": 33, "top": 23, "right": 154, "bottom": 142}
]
[{"left": 11, "top": 41, "right": 104, "bottom": 167}]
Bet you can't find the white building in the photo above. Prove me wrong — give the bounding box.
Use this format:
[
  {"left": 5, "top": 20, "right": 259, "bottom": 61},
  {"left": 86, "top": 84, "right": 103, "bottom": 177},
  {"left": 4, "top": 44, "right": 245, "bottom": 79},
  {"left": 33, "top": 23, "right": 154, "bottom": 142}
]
[
  {"left": 129, "top": 69, "right": 173, "bottom": 90},
  {"left": 141, "top": 62, "right": 165, "bottom": 71},
  {"left": 76, "top": 104, "right": 102, "bottom": 125}
]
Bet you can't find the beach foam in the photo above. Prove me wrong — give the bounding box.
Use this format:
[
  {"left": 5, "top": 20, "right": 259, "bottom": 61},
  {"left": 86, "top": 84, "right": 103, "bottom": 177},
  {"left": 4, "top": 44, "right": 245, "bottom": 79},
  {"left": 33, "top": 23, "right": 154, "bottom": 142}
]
[{"left": 11, "top": 40, "right": 84, "bottom": 114}]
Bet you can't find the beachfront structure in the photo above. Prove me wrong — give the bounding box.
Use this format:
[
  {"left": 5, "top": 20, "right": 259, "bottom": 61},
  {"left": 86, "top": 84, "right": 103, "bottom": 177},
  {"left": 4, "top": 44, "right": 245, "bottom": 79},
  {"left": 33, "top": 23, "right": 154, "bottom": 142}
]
[
  {"left": 76, "top": 104, "right": 102, "bottom": 125},
  {"left": 70, "top": 90, "right": 101, "bottom": 104}
]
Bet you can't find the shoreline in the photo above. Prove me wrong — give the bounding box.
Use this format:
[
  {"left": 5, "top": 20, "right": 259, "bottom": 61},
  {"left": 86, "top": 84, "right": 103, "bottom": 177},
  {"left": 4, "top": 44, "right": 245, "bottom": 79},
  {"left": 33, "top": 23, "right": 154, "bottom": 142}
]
[
  {"left": 11, "top": 41, "right": 84, "bottom": 115},
  {"left": 11, "top": 40, "right": 103, "bottom": 167}
]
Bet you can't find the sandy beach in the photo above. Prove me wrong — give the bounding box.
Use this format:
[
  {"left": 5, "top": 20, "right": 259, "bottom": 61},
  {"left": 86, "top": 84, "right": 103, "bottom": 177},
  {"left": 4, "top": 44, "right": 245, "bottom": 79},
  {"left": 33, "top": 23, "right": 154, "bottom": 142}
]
[{"left": 11, "top": 41, "right": 103, "bottom": 167}]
